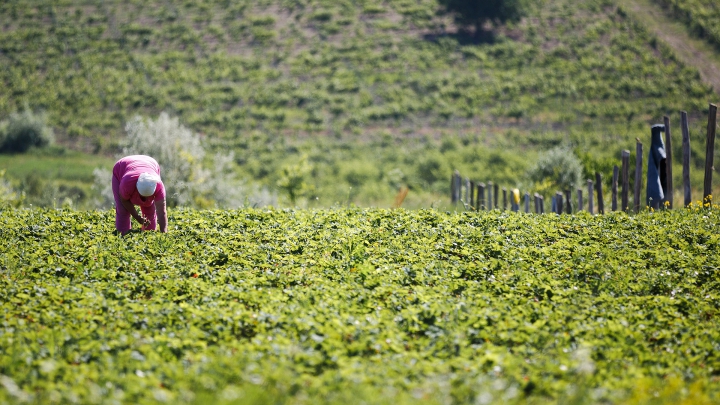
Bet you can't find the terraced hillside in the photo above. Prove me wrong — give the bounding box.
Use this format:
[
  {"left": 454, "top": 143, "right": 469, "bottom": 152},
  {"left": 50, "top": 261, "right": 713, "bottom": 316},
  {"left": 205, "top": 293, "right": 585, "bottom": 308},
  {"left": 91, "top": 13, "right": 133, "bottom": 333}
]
[{"left": 0, "top": 0, "right": 717, "bottom": 207}]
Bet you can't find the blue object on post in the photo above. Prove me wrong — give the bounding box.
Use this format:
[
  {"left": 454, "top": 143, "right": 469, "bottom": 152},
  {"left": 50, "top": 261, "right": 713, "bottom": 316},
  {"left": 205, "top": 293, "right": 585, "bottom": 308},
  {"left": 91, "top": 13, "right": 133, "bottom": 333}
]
[{"left": 646, "top": 124, "right": 668, "bottom": 209}]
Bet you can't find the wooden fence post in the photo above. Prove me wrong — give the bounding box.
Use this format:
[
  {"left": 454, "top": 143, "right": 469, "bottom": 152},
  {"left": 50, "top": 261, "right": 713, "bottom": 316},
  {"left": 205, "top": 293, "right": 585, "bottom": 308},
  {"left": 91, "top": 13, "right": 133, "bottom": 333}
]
[
  {"left": 635, "top": 140, "right": 643, "bottom": 213},
  {"left": 477, "top": 183, "right": 485, "bottom": 211},
  {"left": 564, "top": 190, "right": 572, "bottom": 214},
  {"left": 487, "top": 181, "right": 493, "bottom": 210},
  {"left": 622, "top": 151, "right": 630, "bottom": 211},
  {"left": 595, "top": 172, "right": 604, "bottom": 214},
  {"left": 464, "top": 178, "right": 470, "bottom": 205},
  {"left": 494, "top": 183, "right": 499, "bottom": 209},
  {"left": 577, "top": 189, "right": 583, "bottom": 212},
  {"left": 469, "top": 181, "right": 475, "bottom": 208},
  {"left": 539, "top": 195, "right": 544, "bottom": 214},
  {"left": 587, "top": 180, "right": 594, "bottom": 214},
  {"left": 704, "top": 103, "right": 717, "bottom": 206},
  {"left": 681, "top": 111, "right": 691, "bottom": 207},
  {"left": 535, "top": 193, "right": 540, "bottom": 214},
  {"left": 502, "top": 188, "right": 507, "bottom": 210},
  {"left": 664, "top": 115, "right": 673, "bottom": 208},
  {"left": 524, "top": 192, "right": 530, "bottom": 213},
  {"left": 612, "top": 165, "right": 619, "bottom": 211},
  {"left": 451, "top": 171, "right": 458, "bottom": 204},
  {"left": 556, "top": 192, "right": 564, "bottom": 215}
]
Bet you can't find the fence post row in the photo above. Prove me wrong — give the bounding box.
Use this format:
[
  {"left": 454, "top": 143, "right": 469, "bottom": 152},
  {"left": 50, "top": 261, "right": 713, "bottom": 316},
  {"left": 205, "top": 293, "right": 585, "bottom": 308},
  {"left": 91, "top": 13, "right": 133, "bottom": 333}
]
[{"left": 451, "top": 104, "right": 718, "bottom": 213}]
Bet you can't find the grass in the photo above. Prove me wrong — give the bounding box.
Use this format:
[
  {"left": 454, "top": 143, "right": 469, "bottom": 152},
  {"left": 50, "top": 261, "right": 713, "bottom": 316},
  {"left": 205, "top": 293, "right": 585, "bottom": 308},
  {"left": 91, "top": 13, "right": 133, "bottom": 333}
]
[
  {"left": 0, "top": 148, "right": 113, "bottom": 183},
  {"left": 0, "top": 147, "right": 114, "bottom": 208}
]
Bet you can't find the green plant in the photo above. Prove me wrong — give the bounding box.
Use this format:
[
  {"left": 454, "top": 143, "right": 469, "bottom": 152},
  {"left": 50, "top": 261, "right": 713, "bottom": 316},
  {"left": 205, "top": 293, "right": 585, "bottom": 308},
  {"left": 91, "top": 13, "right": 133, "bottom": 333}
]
[
  {"left": 1, "top": 207, "right": 720, "bottom": 403},
  {"left": 0, "top": 108, "right": 54, "bottom": 153},
  {"left": 0, "top": 169, "right": 23, "bottom": 208},
  {"left": 276, "top": 154, "right": 314, "bottom": 205},
  {"left": 527, "top": 145, "right": 584, "bottom": 194}
]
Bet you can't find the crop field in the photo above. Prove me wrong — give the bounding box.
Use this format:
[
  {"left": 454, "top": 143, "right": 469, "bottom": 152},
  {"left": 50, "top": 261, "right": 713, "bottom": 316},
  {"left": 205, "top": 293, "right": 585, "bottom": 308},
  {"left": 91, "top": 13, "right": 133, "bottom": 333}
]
[{"left": 1, "top": 207, "right": 719, "bottom": 404}]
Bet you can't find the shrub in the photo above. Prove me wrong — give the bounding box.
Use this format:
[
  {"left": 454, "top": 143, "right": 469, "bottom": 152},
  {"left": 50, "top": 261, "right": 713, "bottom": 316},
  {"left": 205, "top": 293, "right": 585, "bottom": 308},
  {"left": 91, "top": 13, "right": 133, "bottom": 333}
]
[
  {"left": 0, "top": 109, "right": 54, "bottom": 153},
  {"left": 276, "top": 155, "right": 314, "bottom": 205},
  {"left": 415, "top": 152, "right": 450, "bottom": 188},
  {"left": 527, "top": 145, "right": 584, "bottom": 194}
]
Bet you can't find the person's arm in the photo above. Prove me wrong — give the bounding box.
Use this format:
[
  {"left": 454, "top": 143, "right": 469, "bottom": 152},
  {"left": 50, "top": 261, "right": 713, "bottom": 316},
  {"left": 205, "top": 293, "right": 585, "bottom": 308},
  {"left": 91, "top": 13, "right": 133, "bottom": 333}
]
[
  {"left": 119, "top": 197, "right": 150, "bottom": 228},
  {"left": 155, "top": 198, "right": 168, "bottom": 233}
]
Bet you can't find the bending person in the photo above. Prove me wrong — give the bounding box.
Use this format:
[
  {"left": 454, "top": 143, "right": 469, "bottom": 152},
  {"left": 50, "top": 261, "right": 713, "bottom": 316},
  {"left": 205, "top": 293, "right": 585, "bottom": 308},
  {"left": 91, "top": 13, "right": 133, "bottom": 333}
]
[{"left": 112, "top": 155, "right": 168, "bottom": 235}]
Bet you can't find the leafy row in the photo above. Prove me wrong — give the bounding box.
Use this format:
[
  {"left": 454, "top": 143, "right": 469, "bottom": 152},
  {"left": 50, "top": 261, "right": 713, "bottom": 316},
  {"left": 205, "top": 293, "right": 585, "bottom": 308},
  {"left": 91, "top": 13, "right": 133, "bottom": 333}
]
[{"left": 1, "top": 207, "right": 719, "bottom": 403}]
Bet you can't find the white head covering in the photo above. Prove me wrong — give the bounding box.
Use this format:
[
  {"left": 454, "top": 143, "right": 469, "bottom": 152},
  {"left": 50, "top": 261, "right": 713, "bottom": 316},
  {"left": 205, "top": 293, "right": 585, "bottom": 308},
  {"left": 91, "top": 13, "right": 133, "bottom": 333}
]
[{"left": 137, "top": 172, "right": 161, "bottom": 197}]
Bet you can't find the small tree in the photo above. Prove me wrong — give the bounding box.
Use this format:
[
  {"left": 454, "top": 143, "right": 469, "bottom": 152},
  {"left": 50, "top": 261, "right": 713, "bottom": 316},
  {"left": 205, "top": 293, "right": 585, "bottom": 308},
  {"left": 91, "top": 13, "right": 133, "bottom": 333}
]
[{"left": 439, "top": 0, "right": 533, "bottom": 37}]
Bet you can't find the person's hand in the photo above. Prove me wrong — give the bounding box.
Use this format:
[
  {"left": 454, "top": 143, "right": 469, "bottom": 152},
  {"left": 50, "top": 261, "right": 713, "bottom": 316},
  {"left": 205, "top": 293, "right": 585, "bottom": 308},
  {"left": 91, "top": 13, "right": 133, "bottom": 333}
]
[{"left": 138, "top": 216, "right": 150, "bottom": 229}]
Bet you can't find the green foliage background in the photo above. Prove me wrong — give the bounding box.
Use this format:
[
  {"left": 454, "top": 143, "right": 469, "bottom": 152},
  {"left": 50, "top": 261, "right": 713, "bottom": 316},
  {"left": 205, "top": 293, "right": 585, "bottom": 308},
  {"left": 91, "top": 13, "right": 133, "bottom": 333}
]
[
  {"left": 0, "top": 0, "right": 718, "bottom": 208},
  {"left": 1, "top": 207, "right": 719, "bottom": 403}
]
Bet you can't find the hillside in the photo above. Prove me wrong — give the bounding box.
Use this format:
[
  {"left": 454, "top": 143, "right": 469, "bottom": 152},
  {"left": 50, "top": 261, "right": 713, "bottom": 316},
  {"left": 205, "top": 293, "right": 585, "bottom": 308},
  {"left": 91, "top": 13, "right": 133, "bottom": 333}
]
[{"left": 0, "top": 0, "right": 718, "bottom": 208}]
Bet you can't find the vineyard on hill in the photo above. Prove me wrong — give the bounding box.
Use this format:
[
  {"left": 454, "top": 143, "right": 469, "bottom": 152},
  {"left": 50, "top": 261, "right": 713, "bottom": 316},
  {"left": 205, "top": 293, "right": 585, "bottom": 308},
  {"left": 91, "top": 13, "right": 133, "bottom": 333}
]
[
  {"left": 651, "top": 0, "right": 720, "bottom": 50},
  {"left": 1, "top": 207, "right": 719, "bottom": 403},
  {"left": 0, "top": 0, "right": 718, "bottom": 208}
]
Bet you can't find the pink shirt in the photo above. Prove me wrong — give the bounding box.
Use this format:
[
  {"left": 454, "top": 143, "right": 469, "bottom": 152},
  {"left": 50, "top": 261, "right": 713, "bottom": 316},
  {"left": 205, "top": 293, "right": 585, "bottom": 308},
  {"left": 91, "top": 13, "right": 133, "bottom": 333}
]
[{"left": 112, "top": 155, "right": 166, "bottom": 207}]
